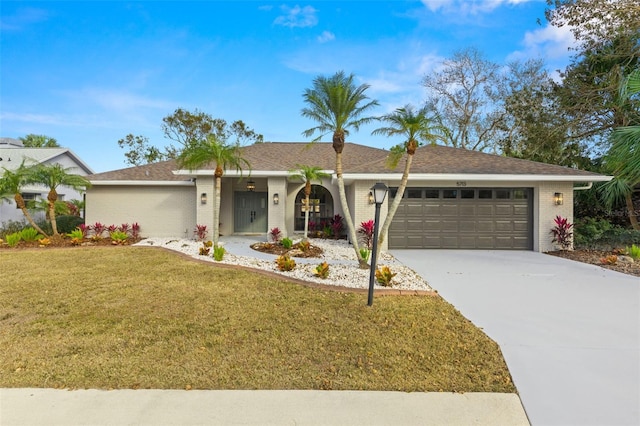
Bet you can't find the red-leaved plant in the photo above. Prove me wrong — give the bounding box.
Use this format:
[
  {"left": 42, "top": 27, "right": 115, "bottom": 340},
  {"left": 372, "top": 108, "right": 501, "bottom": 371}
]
[
  {"left": 551, "top": 215, "right": 573, "bottom": 250},
  {"left": 119, "top": 223, "right": 130, "bottom": 234},
  {"left": 358, "top": 219, "right": 375, "bottom": 249},
  {"left": 107, "top": 224, "right": 118, "bottom": 237},
  {"left": 194, "top": 224, "right": 208, "bottom": 241},
  {"left": 131, "top": 222, "right": 141, "bottom": 239},
  {"left": 77, "top": 223, "right": 90, "bottom": 238},
  {"left": 269, "top": 227, "right": 282, "bottom": 243},
  {"left": 90, "top": 222, "right": 106, "bottom": 239}
]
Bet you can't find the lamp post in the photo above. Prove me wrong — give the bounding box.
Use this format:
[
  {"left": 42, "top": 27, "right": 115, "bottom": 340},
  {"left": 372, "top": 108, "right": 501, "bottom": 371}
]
[{"left": 368, "top": 182, "right": 388, "bottom": 306}]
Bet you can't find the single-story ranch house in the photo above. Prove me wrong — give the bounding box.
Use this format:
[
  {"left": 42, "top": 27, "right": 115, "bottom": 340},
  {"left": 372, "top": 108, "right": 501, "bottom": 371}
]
[{"left": 86, "top": 142, "right": 610, "bottom": 252}]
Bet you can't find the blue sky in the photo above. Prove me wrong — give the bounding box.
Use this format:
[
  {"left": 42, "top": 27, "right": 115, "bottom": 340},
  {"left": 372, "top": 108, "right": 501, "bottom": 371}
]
[{"left": 1, "top": 0, "right": 576, "bottom": 173}]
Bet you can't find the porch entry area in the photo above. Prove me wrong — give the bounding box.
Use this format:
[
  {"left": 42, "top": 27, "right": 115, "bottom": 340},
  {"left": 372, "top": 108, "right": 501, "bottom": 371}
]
[{"left": 234, "top": 191, "right": 267, "bottom": 234}]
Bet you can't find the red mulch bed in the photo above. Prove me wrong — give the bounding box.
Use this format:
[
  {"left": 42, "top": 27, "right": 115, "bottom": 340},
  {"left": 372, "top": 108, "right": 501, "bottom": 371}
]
[{"left": 547, "top": 249, "right": 640, "bottom": 277}]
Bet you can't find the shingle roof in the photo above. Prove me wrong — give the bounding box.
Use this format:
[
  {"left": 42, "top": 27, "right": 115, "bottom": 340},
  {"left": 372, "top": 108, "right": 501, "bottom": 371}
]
[
  {"left": 88, "top": 142, "right": 605, "bottom": 181},
  {"left": 0, "top": 147, "right": 94, "bottom": 174},
  {"left": 88, "top": 159, "right": 188, "bottom": 181},
  {"left": 350, "top": 144, "right": 603, "bottom": 177}
]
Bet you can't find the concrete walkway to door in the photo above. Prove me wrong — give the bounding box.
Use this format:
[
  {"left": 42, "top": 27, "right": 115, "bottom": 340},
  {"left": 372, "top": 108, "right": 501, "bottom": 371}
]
[{"left": 390, "top": 249, "right": 639, "bottom": 426}]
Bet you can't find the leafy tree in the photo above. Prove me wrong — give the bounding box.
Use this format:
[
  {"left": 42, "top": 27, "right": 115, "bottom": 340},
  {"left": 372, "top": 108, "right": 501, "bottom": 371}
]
[
  {"left": 371, "top": 104, "right": 448, "bottom": 259},
  {"left": 599, "top": 68, "right": 640, "bottom": 229},
  {"left": 177, "top": 134, "right": 250, "bottom": 247},
  {"left": 301, "top": 71, "right": 379, "bottom": 268},
  {"left": 422, "top": 47, "right": 506, "bottom": 152},
  {"left": 19, "top": 134, "right": 60, "bottom": 147},
  {"left": 289, "top": 165, "right": 330, "bottom": 240},
  {"left": 27, "top": 164, "right": 91, "bottom": 236},
  {"left": 499, "top": 59, "right": 590, "bottom": 168},
  {"left": 117, "top": 134, "right": 167, "bottom": 166},
  {"left": 162, "top": 108, "right": 263, "bottom": 157},
  {"left": 545, "top": 0, "right": 640, "bottom": 54},
  {"left": 0, "top": 161, "right": 49, "bottom": 236}
]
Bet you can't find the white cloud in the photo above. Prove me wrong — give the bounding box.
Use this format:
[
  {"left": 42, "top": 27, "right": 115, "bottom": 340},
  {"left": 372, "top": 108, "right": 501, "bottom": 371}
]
[
  {"left": 508, "top": 24, "right": 576, "bottom": 63},
  {"left": 421, "top": 0, "right": 535, "bottom": 14},
  {"left": 274, "top": 5, "right": 318, "bottom": 28},
  {"left": 317, "top": 31, "right": 335, "bottom": 43}
]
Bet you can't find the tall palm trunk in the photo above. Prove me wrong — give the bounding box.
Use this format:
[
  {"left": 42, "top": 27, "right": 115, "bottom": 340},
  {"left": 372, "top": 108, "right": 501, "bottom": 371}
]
[
  {"left": 626, "top": 192, "right": 639, "bottom": 230},
  {"left": 335, "top": 151, "right": 367, "bottom": 268},
  {"left": 213, "top": 176, "right": 222, "bottom": 246},
  {"left": 375, "top": 153, "right": 414, "bottom": 260},
  {"left": 48, "top": 189, "right": 59, "bottom": 235},
  {"left": 14, "top": 194, "right": 49, "bottom": 236},
  {"left": 303, "top": 182, "right": 311, "bottom": 240}
]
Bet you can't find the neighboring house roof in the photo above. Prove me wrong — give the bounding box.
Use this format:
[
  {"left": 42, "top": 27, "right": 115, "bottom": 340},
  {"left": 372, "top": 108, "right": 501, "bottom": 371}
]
[
  {"left": 89, "top": 142, "right": 610, "bottom": 184},
  {"left": 0, "top": 141, "right": 94, "bottom": 175}
]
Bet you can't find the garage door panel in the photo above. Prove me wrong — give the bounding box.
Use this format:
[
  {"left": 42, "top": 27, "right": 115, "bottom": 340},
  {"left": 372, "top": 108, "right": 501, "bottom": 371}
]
[{"left": 389, "top": 187, "right": 532, "bottom": 250}]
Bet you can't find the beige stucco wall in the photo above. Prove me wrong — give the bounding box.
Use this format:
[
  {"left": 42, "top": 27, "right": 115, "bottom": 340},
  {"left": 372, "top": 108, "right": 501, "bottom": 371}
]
[{"left": 86, "top": 185, "right": 196, "bottom": 238}]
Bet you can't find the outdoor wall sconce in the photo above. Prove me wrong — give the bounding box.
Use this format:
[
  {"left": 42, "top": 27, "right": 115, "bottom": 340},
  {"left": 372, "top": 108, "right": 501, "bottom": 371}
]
[
  {"left": 200, "top": 193, "right": 207, "bottom": 205},
  {"left": 273, "top": 193, "right": 279, "bottom": 205},
  {"left": 554, "top": 192, "right": 563, "bottom": 206},
  {"left": 247, "top": 180, "right": 255, "bottom": 192},
  {"left": 368, "top": 191, "right": 375, "bottom": 204}
]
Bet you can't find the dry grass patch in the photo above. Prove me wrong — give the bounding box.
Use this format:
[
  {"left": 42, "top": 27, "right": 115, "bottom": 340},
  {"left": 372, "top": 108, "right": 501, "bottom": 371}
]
[{"left": 0, "top": 247, "right": 515, "bottom": 392}]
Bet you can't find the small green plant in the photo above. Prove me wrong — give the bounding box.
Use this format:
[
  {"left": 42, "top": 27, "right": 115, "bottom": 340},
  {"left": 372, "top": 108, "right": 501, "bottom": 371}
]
[
  {"left": 39, "top": 238, "right": 51, "bottom": 246},
  {"left": 276, "top": 255, "right": 296, "bottom": 271},
  {"left": 67, "top": 228, "right": 84, "bottom": 240},
  {"left": 281, "top": 237, "right": 293, "bottom": 249},
  {"left": 375, "top": 265, "right": 397, "bottom": 287},
  {"left": 5, "top": 232, "right": 21, "bottom": 247},
  {"left": 19, "top": 227, "right": 44, "bottom": 242},
  {"left": 359, "top": 247, "right": 371, "bottom": 262},
  {"left": 110, "top": 230, "right": 129, "bottom": 245},
  {"left": 213, "top": 245, "right": 225, "bottom": 261},
  {"left": 314, "top": 262, "right": 330, "bottom": 279},
  {"left": 624, "top": 244, "right": 640, "bottom": 260}
]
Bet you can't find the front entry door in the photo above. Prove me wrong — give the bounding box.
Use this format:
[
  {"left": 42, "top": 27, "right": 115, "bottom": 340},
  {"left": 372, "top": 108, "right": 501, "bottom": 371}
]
[{"left": 234, "top": 191, "right": 268, "bottom": 233}]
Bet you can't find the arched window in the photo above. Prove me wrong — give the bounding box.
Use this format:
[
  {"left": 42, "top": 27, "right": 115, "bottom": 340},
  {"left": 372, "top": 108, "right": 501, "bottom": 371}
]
[{"left": 294, "top": 185, "right": 334, "bottom": 231}]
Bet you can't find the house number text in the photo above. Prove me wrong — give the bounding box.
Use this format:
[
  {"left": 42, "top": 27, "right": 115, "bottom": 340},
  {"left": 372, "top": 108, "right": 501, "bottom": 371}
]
[{"left": 456, "top": 181, "right": 467, "bottom": 187}]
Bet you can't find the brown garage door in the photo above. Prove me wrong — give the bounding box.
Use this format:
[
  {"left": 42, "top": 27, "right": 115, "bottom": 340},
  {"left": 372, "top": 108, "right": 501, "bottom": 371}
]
[{"left": 389, "top": 188, "right": 532, "bottom": 250}]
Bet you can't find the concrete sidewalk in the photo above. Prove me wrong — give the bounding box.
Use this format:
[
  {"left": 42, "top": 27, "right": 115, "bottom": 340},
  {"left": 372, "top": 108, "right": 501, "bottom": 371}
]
[{"left": 0, "top": 389, "right": 529, "bottom": 426}]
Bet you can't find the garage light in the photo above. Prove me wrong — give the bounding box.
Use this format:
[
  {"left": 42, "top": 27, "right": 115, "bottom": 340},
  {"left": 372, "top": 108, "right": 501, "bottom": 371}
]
[{"left": 554, "top": 192, "right": 563, "bottom": 206}]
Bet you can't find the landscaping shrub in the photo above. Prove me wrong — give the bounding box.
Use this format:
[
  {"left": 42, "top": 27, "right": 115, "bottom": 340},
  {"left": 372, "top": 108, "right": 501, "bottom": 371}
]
[
  {"left": 18, "top": 227, "right": 43, "bottom": 242},
  {"left": 550, "top": 215, "right": 573, "bottom": 250},
  {"left": 276, "top": 255, "right": 296, "bottom": 271},
  {"left": 281, "top": 237, "right": 293, "bottom": 249},
  {"left": 213, "top": 245, "right": 225, "bottom": 261},
  {"left": 358, "top": 219, "right": 375, "bottom": 249},
  {"left": 110, "top": 230, "right": 128, "bottom": 245},
  {"left": 0, "top": 220, "right": 27, "bottom": 239},
  {"left": 56, "top": 215, "right": 85, "bottom": 234},
  {"left": 375, "top": 266, "right": 397, "bottom": 287},
  {"left": 574, "top": 217, "right": 640, "bottom": 250},
  {"left": 624, "top": 244, "right": 640, "bottom": 260},
  {"left": 194, "top": 224, "right": 208, "bottom": 241},
  {"left": 269, "top": 227, "right": 282, "bottom": 243},
  {"left": 5, "top": 232, "right": 21, "bottom": 247},
  {"left": 314, "top": 262, "right": 330, "bottom": 279}
]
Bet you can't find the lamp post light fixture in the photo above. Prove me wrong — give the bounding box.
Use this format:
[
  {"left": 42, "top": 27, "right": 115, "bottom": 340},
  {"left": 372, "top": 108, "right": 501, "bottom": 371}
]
[{"left": 368, "top": 182, "right": 388, "bottom": 307}]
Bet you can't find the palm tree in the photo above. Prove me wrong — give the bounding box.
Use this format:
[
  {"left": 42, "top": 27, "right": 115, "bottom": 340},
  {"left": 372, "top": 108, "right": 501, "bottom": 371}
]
[
  {"left": 177, "top": 134, "right": 250, "bottom": 246},
  {"left": 301, "top": 71, "right": 379, "bottom": 268},
  {"left": 28, "top": 163, "right": 91, "bottom": 236},
  {"left": 599, "top": 68, "right": 640, "bottom": 229},
  {"left": 371, "top": 104, "right": 449, "bottom": 257},
  {"left": 0, "top": 161, "right": 49, "bottom": 236},
  {"left": 289, "top": 165, "right": 330, "bottom": 240}
]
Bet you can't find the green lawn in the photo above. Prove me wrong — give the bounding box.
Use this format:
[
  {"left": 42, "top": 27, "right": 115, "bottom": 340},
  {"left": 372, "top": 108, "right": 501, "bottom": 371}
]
[{"left": 0, "top": 246, "right": 515, "bottom": 393}]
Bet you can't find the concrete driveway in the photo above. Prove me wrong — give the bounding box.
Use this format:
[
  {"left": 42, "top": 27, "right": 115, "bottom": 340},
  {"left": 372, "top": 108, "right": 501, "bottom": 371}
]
[{"left": 390, "top": 249, "right": 639, "bottom": 426}]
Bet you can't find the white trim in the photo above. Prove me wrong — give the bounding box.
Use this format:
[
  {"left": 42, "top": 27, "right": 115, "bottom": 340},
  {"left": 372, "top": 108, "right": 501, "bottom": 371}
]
[
  {"left": 338, "top": 173, "right": 612, "bottom": 184},
  {"left": 90, "top": 180, "right": 194, "bottom": 186}
]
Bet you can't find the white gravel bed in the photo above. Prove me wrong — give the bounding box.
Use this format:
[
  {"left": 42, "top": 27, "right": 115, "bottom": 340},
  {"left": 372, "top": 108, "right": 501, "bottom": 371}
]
[{"left": 135, "top": 237, "right": 432, "bottom": 292}]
